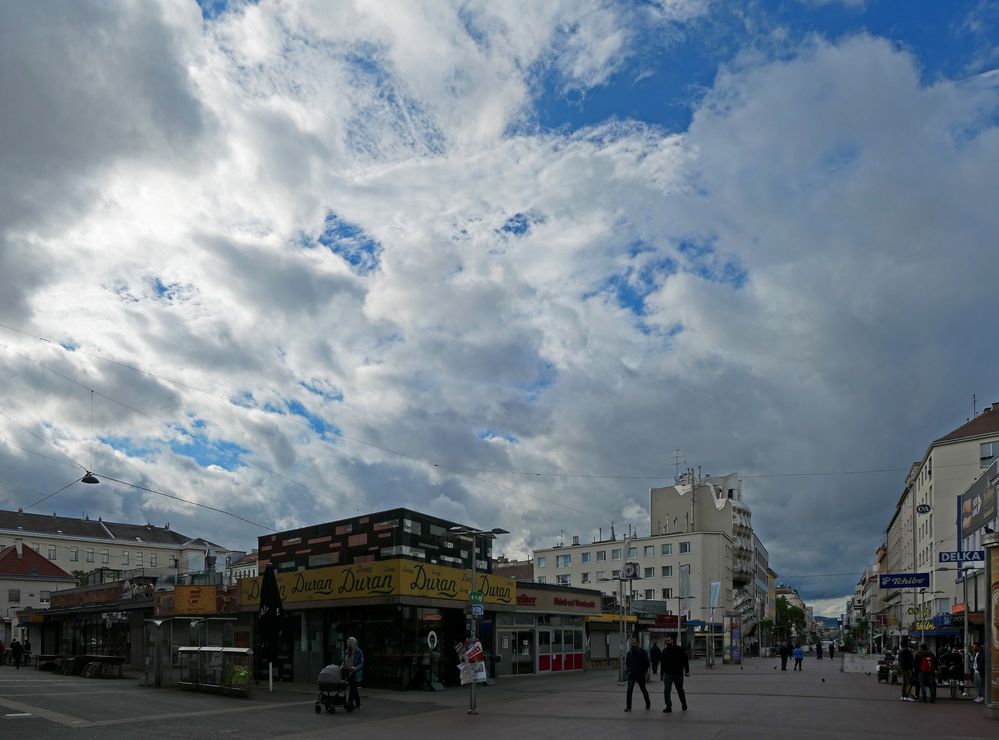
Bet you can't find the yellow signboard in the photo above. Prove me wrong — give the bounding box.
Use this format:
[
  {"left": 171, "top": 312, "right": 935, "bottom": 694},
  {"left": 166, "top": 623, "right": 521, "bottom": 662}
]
[
  {"left": 174, "top": 585, "right": 218, "bottom": 615},
  {"left": 240, "top": 558, "right": 515, "bottom": 607}
]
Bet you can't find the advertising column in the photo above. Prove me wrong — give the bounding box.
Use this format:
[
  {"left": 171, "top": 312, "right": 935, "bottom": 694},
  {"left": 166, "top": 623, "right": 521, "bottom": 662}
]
[{"left": 985, "top": 532, "right": 999, "bottom": 720}]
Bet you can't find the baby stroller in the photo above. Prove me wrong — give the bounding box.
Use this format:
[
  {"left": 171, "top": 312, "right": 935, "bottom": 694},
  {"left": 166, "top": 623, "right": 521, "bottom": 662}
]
[{"left": 315, "top": 664, "right": 354, "bottom": 714}]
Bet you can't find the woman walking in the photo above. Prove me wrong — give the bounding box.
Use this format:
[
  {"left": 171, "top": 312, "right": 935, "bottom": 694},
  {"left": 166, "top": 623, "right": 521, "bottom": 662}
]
[{"left": 343, "top": 637, "right": 365, "bottom": 710}]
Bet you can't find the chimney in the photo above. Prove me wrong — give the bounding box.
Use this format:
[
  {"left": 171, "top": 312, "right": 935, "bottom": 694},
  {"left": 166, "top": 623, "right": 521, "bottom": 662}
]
[
  {"left": 165, "top": 522, "right": 170, "bottom": 531},
  {"left": 15, "top": 539, "right": 23, "bottom": 559},
  {"left": 572, "top": 535, "right": 580, "bottom": 546}
]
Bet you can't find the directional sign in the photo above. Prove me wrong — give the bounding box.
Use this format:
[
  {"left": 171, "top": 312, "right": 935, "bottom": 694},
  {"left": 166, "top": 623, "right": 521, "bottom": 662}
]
[
  {"left": 939, "top": 550, "right": 985, "bottom": 563},
  {"left": 879, "top": 573, "right": 930, "bottom": 589},
  {"left": 469, "top": 591, "right": 484, "bottom": 604},
  {"left": 470, "top": 603, "right": 484, "bottom": 616}
]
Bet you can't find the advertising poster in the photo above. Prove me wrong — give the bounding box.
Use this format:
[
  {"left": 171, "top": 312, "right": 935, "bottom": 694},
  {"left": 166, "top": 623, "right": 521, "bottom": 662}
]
[
  {"left": 991, "top": 545, "right": 999, "bottom": 702},
  {"left": 962, "top": 460, "right": 997, "bottom": 537},
  {"left": 731, "top": 616, "right": 742, "bottom": 664},
  {"left": 723, "top": 616, "right": 732, "bottom": 664}
]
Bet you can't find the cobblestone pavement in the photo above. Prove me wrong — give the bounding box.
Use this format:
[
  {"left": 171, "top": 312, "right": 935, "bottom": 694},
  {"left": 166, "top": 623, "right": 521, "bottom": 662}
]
[{"left": 0, "top": 657, "right": 995, "bottom": 739}]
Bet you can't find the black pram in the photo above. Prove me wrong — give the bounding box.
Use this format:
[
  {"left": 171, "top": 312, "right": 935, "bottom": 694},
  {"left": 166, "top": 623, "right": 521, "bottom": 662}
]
[{"left": 315, "top": 664, "right": 354, "bottom": 714}]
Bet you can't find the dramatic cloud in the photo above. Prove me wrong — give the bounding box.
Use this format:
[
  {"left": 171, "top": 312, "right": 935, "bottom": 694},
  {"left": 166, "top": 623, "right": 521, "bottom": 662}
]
[{"left": 0, "top": 0, "right": 995, "bottom": 615}]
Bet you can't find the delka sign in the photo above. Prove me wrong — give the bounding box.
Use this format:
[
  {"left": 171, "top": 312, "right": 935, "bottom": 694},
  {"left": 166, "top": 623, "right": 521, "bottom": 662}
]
[{"left": 939, "top": 551, "right": 985, "bottom": 563}]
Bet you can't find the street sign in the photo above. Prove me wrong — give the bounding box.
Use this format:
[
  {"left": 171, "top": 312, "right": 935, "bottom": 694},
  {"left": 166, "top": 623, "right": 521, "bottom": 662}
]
[
  {"left": 916, "top": 504, "right": 932, "bottom": 514},
  {"left": 469, "top": 591, "right": 484, "bottom": 604},
  {"left": 470, "top": 603, "right": 484, "bottom": 616},
  {"left": 939, "top": 550, "right": 985, "bottom": 563},
  {"left": 879, "top": 573, "right": 930, "bottom": 589}
]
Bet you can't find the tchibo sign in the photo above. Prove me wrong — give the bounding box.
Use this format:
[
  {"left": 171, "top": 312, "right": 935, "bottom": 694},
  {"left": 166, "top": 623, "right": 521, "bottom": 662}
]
[{"left": 878, "top": 573, "right": 930, "bottom": 589}]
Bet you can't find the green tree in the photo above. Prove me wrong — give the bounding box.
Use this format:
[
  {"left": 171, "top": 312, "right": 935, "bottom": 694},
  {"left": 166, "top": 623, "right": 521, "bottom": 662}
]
[{"left": 775, "top": 596, "right": 806, "bottom": 642}]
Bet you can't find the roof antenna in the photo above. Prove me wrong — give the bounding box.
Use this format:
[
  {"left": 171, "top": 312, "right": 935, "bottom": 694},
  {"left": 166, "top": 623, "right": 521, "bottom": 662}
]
[{"left": 973, "top": 394, "right": 977, "bottom": 418}]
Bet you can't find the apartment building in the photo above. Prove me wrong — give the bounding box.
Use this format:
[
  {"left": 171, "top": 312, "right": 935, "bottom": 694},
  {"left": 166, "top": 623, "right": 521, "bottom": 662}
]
[{"left": 0, "top": 541, "right": 76, "bottom": 642}]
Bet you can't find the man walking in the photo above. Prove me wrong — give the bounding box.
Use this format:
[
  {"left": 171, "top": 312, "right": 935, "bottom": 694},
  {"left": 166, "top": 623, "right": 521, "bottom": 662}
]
[
  {"left": 972, "top": 643, "right": 985, "bottom": 703},
  {"left": 828, "top": 642, "right": 835, "bottom": 660},
  {"left": 659, "top": 635, "right": 689, "bottom": 713},
  {"left": 11, "top": 639, "right": 23, "bottom": 670},
  {"left": 815, "top": 642, "right": 822, "bottom": 660},
  {"left": 624, "top": 637, "right": 651, "bottom": 711},
  {"left": 897, "top": 638, "right": 915, "bottom": 701},
  {"left": 649, "top": 640, "right": 661, "bottom": 683},
  {"left": 778, "top": 641, "right": 790, "bottom": 671}
]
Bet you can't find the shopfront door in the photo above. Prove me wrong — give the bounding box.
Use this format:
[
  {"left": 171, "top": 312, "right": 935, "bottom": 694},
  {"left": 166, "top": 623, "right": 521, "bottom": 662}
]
[{"left": 497, "top": 629, "right": 534, "bottom": 675}]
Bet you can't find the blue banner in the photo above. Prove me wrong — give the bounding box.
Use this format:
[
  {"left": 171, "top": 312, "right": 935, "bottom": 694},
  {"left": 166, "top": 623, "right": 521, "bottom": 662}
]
[{"left": 878, "top": 573, "right": 930, "bottom": 589}]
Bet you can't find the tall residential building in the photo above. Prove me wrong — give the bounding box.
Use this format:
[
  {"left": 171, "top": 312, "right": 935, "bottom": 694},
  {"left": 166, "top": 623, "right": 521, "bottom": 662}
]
[{"left": 884, "top": 463, "right": 919, "bottom": 630}]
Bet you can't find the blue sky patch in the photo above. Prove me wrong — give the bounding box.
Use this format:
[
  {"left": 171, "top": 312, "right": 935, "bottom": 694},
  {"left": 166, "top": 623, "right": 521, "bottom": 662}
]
[
  {"left": 287, "top": 399, "right": 340, "bottom": 439},
  {"left": 500, "top": 212, "right": 543, "bottom": 236},
  {"left": 170, "top": 435, "right": 248, "bottom": 471},
  {"left": 585, "top": 257, "right": 679, "bottom": 317},
  {"left": 477, "top": 429, "right": 519, "bottom": 444},
  {"left": 521, "top": 362, "right": 557, "bottom": 402},
  {"left": 318, "top": 211, "right": 382, "bottom": 275},
  {"left": 299, "top": 379, "right": 344, "bottom": 403},
  {"left": 99, "top": 435, "right": 158, "bottom": 461},
  {"left": 678, "top": 239, "right": 748, "bottom": 289}
]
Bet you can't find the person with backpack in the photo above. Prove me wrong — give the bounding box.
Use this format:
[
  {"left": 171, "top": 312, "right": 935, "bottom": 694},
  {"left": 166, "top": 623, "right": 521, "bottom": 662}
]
[{"left": 914, "top": 643, "right": 937, "bottom": 703}]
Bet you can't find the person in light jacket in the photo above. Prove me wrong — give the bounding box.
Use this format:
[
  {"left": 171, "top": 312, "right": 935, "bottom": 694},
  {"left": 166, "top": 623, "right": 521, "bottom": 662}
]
[{"left": 343, "top": 636, "right": 364, "bottom": 710}]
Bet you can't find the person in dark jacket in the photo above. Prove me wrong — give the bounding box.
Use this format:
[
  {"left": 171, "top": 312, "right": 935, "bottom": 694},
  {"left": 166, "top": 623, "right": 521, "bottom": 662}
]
[
  {"left": 778, "top": 641, "right": 790, "bottom": 671},
  {"left": 914, "top": 643, "right": 937, "bottom": 703},
  {"left": 815, "top": 642, "right": 822, "bottom": 660},
  {"left": 11, "top": 640, "right": 23, "bottom": 670},
  {"left": 649, "top": 640, "right": 661, "bottom": 682},
  {"left": 897, "top": 638, "right": 915, "bottom": 701},
  {"left": 972, "top": 643, "right": 985, "bottom": 702},
  {"left": 624, "top": 638, "right": 651, "bottom": 711},
  {"left": 659, "top": 635, "right": 690, "bottom": 713}
]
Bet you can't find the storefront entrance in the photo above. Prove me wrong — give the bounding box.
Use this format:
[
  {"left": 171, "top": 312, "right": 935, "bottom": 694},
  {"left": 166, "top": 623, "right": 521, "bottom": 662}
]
[
  {"left": 497, "top": 629, "right": 535, "bottom": 675},
  {"left": 537, "top": 619, "right": 584, "bottom": 671}
]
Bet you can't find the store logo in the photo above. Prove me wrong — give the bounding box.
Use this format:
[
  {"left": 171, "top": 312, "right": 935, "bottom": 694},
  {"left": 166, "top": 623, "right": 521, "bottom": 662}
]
[{"left": 409, "top": 565, "right": 458, "bottom": 598}]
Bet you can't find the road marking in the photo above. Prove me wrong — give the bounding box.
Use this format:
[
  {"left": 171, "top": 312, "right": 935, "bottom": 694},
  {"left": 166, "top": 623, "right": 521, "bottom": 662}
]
[
  {"left": 88, "top": 700, "right": 316, "bottom": 727},
  {"left": 0, "top": 697, "right": 88, "bottom": 727},
  {"left": 4, "top": 713, "right": 33, "bottom": 718}
]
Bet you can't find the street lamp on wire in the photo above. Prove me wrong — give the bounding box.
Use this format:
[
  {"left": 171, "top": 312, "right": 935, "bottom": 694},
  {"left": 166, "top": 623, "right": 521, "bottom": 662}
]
[{"left": 449, "top": 525, "right": 509, "bottom": 715}]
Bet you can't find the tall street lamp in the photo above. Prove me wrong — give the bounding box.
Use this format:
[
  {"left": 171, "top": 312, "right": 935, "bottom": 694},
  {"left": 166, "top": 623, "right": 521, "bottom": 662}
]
[
  {"left": 449, "top": 526, "right": 509, "bottom": 715},
  {"left": 668, "top": 594, "right": 695, "bottom": 654}
]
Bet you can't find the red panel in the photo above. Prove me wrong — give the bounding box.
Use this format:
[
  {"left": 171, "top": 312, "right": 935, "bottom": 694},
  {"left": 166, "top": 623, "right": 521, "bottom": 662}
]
[
  {"left": 573, "top": 654, "right": 583, "bottom": 670},
  {"left": 552, "top": 655, "right": 562, "bottom": 671},
  {"left": 539, "top": 655, "right": 550, "bottom": 671}
]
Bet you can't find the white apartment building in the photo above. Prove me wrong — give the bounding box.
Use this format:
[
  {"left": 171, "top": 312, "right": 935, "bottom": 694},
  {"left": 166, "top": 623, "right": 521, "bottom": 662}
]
[
  {"left": 883, "top": 463, "right": 919, "bottom": 630},
  {"left": 532, "top": 529, "right": 736, "bottom": 619},
  {"left": 0, "top": 508, "right": 233, "bottom": 582},
  {"left": 0, "top": 541, "right": 76, "bottom": 643},
  {"left": 911, "top": 406, "right": 999, "bottom": 619},
  {"left": 225, "top": 550, "right": 258, "bottom": 585}
]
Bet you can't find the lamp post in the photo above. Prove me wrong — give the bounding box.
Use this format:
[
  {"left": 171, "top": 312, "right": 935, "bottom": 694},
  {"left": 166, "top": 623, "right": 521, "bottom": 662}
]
[
  {"left": 668, "top": 594, "right": 695, "bottom": 654},
  {"left": 598, "top": 575, "right": 628, "bottom": 683},
  {"left": 449, "top": 526, "right": 509, "bottom": 716}
]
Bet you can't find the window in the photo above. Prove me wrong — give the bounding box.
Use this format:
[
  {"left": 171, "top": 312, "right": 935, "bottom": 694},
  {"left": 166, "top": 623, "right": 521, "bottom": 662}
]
[
  {"left": 85, "top": 548, "right": 94, "bottom": 563},
  {"left": 644, "top": 567, "right": 653, "bottom": 578},
  {"left": 402, "top": 518, "right": 422, "bottom": 535},
  {"left": 537, "top": 576, "right": 547, "bottom": 584},
  {"left": 556, "top": 574, "right": 571, "bottom": 586},
  {"left": 661, "top": 566, "right": 673, "bottom": 577},
  {"left": 169, "top": 556, "right": 178, "bottom": 568},
  {"left": 612, "top": 569, "right": 621, "bottom": 578},
  {"left": 150, "top": 553, "right": 158, "bottom": 567},
  {"left": 136, "top": 552, "right": 144, "bottom": 566},
  {"left": 70, "top": 547, "right": 79, "bottom": 562},
  {"left": 596, "top": 551, "right": 607, "bottom": 561},
  {"left": 47, "top": 545, "right": 57, "bottom": 560},
  {"left": 661, "top": 544, "right": 672, "bottom": 556},
  {"left": 39, "top": 590, "right": 51, "bottom": 604},
  {"left": 581, "top": 572, "right": 591, "bottom": 583},
  {"left": 8, "top": 589, "right": 20, "bottom": 603},
  {"left": 596, "top": 571, "right": 607, "bottom": 580},
  {"left": 611, "top": 549, "right": 622, "bottom": 560},
  {"left": 101, "top": 549, "right": 110, "bottom": 564},
  {"left": 662, "top": 588, "right": 672, "bottom": 599},
  {"left": 982, "top": 441, "right": 999, "bottom": 468},
  {"left": 628, "top": 547, "right": 638, "bottom": 558},
  {"left": 122, "top": 551, "right": 129, "bottom": 565},
  {"left": 582, "top": 552, "right": 591, "bottom": 563},
  {"left": 679, "top": 541, "right": 690, "bottom": 554},
  {"left": 537, "top": 556, "right": 547, "bottom": 568},
  {"left": 644, "top": 589, "right": 654, "bottom": 599},
  {"left": 556, "top": 554, "right": 571, "bottom": 568},
  {"left": 644, "top": 545, "right": 654, "bottom": 557},
  {"left": 31, "top": 543, "right": 39, "bottom": 552}
]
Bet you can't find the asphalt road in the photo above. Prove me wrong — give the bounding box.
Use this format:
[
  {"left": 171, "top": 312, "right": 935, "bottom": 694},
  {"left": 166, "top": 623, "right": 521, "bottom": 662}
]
[{"left": 0, "top": 656, "right": 994, "bottom": 739}]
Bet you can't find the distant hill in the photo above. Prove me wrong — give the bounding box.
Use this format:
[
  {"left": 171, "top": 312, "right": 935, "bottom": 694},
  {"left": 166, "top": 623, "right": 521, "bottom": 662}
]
[{"left": 814, "top": 616, "right": 840, "bottom": 628}]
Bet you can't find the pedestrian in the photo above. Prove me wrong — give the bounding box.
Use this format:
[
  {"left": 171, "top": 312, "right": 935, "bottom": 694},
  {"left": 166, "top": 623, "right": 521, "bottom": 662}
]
[
  {"left": 659, "top": 634, "right": 689, "bottom": 713},
  {"left": 815, "top": 642, "right": 822, "bottom": 661},
  {"left": 649, "top": 640, "right": 661, "bottom": 682},
  {"left": 792, "top": 644, "right": 803, "bottom": 671},
  {"left": 828, "top": 642, "right": 835, "bottom": 660},
  {"left": 972, "top": 643, "right": 985, "bottom": 703},
  {"left": 11, "top": 639, "right": 23, "bottom": 670},
  {"left": 914, "top": 643, "right": 937, "bottom": 703},
  {"left": 778, "top": 641, "right": 790, "bottom": 671},
  {"left": 0, "top": 641, "right": 5, "bottom": 666},
  {"left": 940, "top": 646, "right": 966, "bottom": 696},
  {"left": 342, "top": 636, "right": 364, "bottom": 710},
  {"left": 623, "top": 637, "right": 651, "bottom": 711},
  {"left": 897, "top": 637, "right": 915, "bottom": 701},
  {"left": 23, "top": 639, "right": 31, "bottom": 664}
]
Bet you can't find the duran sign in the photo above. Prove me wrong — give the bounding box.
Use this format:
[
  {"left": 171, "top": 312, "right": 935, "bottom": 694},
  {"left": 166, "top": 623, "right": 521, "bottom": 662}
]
[
  {"left": 240, "top": 558, "right": 516, "bottom": 607},
  {"left": 879, "top": 573, "right": 931, "bottom": 589}
]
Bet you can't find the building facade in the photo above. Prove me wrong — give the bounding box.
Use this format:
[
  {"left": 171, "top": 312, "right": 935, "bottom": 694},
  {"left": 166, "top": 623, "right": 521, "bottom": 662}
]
[{"left": 1, "top": 542, "right": 76, "bottom": 644}]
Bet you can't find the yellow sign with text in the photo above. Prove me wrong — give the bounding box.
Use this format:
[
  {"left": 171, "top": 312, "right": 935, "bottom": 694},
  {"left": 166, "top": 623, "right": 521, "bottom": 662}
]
[
  {"left": 241, "top": 559, "right": 515, "bottom": 607},
  {"left": 173, "top": 585, "right": 218, "bottom": 615}
]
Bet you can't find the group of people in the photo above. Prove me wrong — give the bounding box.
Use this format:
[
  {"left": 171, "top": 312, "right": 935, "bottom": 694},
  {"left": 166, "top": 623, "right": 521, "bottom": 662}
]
[
  {"left": 624, "top": 636, "right": 690, "bottom": 714},
  {"left": 778, "top": 641, "right": 832, "bottom": 671},
  {"left": 0, "top": 639, "right": 30, "bottom": 668},
  {"left": 895, "top": 638, "right": 986, "bottom": 704}
]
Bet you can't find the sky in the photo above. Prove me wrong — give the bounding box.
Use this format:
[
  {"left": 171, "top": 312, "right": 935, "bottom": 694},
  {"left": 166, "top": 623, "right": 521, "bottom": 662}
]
[{"left": 1, "top": 0, "right": 998, "bottom": 618}]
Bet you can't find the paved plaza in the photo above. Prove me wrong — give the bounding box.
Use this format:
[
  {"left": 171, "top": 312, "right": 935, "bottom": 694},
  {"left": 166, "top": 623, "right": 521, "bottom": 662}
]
[{"left": 0, "top": 657, "right": 995, "bottom": 739}]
